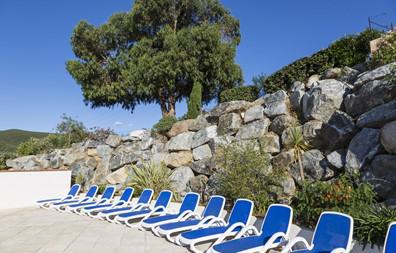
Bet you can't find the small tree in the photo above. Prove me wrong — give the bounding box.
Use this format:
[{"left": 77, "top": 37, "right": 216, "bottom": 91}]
[
  {"left": 186, "top": 82, "right": 202, "bottom": 119},
  {"left": 55, "top": 114, "right": 87, "bottom": 147}
]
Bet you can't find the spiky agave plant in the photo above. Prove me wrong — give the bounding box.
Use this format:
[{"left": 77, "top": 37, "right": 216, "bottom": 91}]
[{"left": 289, "top": 126, "right": 310, "bottom": 180}]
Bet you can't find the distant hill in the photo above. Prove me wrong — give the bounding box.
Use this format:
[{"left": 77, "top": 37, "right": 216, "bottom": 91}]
[{"left": 0, "top": 129, "right": 50, "bottom": 153}]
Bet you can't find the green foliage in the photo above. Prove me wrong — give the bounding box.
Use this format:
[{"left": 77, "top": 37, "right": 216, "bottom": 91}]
[
  {"left": 215, "top": 143, "right": 287, "bottom": 215},
  {"left": 355, "top": 205, "right": 396, "bottom": 247},
  {"left": 293, "top": 175, "right": 376, "bottom": 228},
  {"left": 97, "top": 184, "right": 108, "bottom": 194},
  {"left": 67, "top": 0, "right": 242, "bottom": 118},
  {"left": 219, "top": 85, "right": 259, "bottom": 103},
  {"left": 16, "top": 137, "right": 55, "bottom": 156},
  {"left": 87, "top": 127, "right": 115, "bottom": 143},
  {"left": 0, "top": 152, "right": 16, "bottom": 169},
  {"left": 128, "top": 162, "right": 174, "bottom": 199},
  {"left": 264, "top": 29, "right": 382, "bottom": 93},
  {"left": 72, "top": 173, "right": 86, "bottom": 187},
  {"left": 370, "top": 31, "right": 396, "bottom": 69},
  {"left": 285, "top": 126, "right": 310, "bottom": 180},
  {"left": 0, "top": 129, "right": 49, "bottom": 153},
  {"left": 186, "top": 82, "right": 202, "bottom": 119},
  {"left": 152, "top": 116, "right": 178, "bottom": 135},
  {"left": 56, "top": 114, "right": 88, "bottom": 147}
]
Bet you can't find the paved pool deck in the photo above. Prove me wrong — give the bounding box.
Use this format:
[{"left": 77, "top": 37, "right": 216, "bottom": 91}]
[{"left": 0, "top": 207, "right": 192, "bottom": 253}]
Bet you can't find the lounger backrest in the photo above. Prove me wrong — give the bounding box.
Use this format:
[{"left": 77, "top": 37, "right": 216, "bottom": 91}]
[
  {"left": 137, "top": 189, "right": 154, "bottom": 204},
  {"left": 260, "top": 204, "right": 293, "bottom": 240},
  {"left": 385, "top": 222, "right": 396, "bottom": 253},
  {"left": 119, "top": 187, "right": 134, "bottom": 202},
  {"left": 101, "top": 186, "right": 116, "bottom": 199},
  {"left": 311, "top": 212, "right": 353, "bottom": 252},
  {"left": 67, "top": 184, "right": 81, "bottom": 197},
  {"left": 86, "top": 185, "right": 99, "bottom": 198},
  {"left": 227, "top": 199, "right": 254, "bottom": 226},
  {"left": 178, "top": 192, "right": 200, "bottom": 213},
  {"left": 154, "top": 190, "right": 173, "bottom": 208},
  {"left": 202, "top": 195, "right": 225, "bottom": 218}
]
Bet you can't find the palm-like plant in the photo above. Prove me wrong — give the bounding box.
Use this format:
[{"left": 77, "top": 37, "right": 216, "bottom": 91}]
[{"left": 288, "top": 126, "right": 310, "bottom": 180}]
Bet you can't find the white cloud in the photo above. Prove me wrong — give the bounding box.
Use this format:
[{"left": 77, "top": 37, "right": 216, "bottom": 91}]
[{"left": 114, "top": 121, "right": 124, "bottom": 126}]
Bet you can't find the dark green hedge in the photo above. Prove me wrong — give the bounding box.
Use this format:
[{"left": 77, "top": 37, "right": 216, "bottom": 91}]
[
  {"left": 219, "top": 85, "right": 259, "bottom": 103},
  {"left": 265, "top": 29, "right": 382, "bottom": 93}
]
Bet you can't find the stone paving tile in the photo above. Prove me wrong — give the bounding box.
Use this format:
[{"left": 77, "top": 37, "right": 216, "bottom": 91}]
[{"left": 0, "top": 207, "right": 189, "bottom": 253}]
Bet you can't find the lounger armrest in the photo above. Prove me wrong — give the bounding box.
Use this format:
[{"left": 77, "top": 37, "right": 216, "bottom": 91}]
[
  {"left": 264, "top": 232, "right": 289, "bottom": 249},
  {"left": 211, "top": 222, "right": 246, "bottom": 246},
  {"left": 142, "top": 206, "right": 166, "bottom": 220},
  {"left": 131, "top": 203, "right": 149, "bottom": 211},
  {"left": 180, "top": 211, "right": 201, "bottom": 221},
  {"left": 196, "top": 215, "right": 216, "bottom": 227},
  {"left": 111, "top": 201, "right": 125, "bottom": 208},
  {"left": 199, "top": 217, "right": 226, "bottom": 228},
  {"left": 234, "top": 225, "right": 260, "bottom": 239},
  {"left": 281, "top": 237, "right": 313, "bottom": 253},
  {"left": 177, "top": 210, "right": 194, "bottom": 221},
  {"left": 331, "top": 248, "right": 347, "bottom": 253}
]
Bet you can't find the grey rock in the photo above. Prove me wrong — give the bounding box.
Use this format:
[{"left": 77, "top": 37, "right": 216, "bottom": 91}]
[
  {"left": 191, "top": 157, "right": 216, "bottom": 176},
  {"left": 192, "top": 126, "right": 217, "bottom": 149},
  {"left": 63, "top": 150, "right": 86, "bottom": 166},
  {"left": 345, "top": 128, "right": 381, "bottom": 173},
  {"left": 150, "top": 152, "right": 168, "bottom": 166},
  {"left": 344, "top": 80, "right": 396, "bottom": 117},
  {"left": 209, "top": 135, "right": 235, "bottom": 152},
  {"left": 262, "top": 90, "right": 290, "bottom": 118},
  {"left": 354, "top": 62, "right": 396, "bottom": 87},
  {"left": 105, "top": 134, "right": 122, "bottom": 148},
  {"left": 217, "top": 113, "right": 242, "bottom": 135},
  {"left": 244, "top": 106, "right": 264, "bottom": 123},
  {"left": 272, "top": 149, "right": 295, "bottom": 169},
  {"left": 105, "top": 165, "right": 132, "bottom": 185},
  {"left": 188, "top": 175, "right": 209, "bottom": 196},
  {"left": 290, "top": 81, "right": 305, "bottom": 92},
  {"left": 322, "top": 67, "right": 343, "bottom": 79},
  {"left": 281, "top": 126, "right": 303, "bottom": 148},
  {"left": 368, "top": 155, "right": 396, "bottom": 199},
  {"left": 189, "top": 115, "right": 211, "bottom": 131},
  {"left": 167, "top": 132, "right": 194, "bottom": 151},
  {"left": 109, "top": 143, "right": 141, "bottom": 171},
  {"left": 236, "top": 118, "right": 271, "bottom": 140},
  {"left": 290, "top": 90, "right": 305, "bottom": 112},
  {"left": 167, "top": 119, "right": 195, "bottom": 137},
  {"left": 302, "top": 120, "right": 323, "bottom": 147},
  {"left": 84, "top": 139, "right": 100, "bottom": 149},
  {"left": 319, "top": 111, "right": 357, "bottom": 151},
  {"left": 339, "top": 66, "right": 360, "bottom": 84},
  {"left": 96, "top": 145, "right": 113, "bottom": 159},
  {"left": 70, "top": 157, "right": 97, "bottom": 184},
  {"left": 140, "top": 137, "right": 154, "bottom": 151},
  {"left": 381, "top": 121, "right": 396, "bottom": 154},
  {"left": 292, "top": 149, "right": 333, "bottom": 181},
  {"left": 163, "top": 151, "right": 193, "bottom": 168},
  {"left": 206, "top": 101, "right": 252, "bottom": 123},
  {"left": 270, "top": 115, "right": 298, "bottom": 136},
  {"left": 357, "top": 101, "right": 396, "bottom": 128},
  {"left": 326, "top": 149, "right": 347, "bottom": 170},
  {"left": 303, "top": 79, "right": 349, "bottom": 122},
  {"left": 306, "top": 74, "right": 320, "bottom": 89},
  {"left": 170, "top": 166, "right": 195, "bottom": 194},
  {"left": 127, "top": 129, "right": 149, "bottom": 141},
  {"left": 192, "top": 144, "right": 213, "bottom": 160},
  {"left": 259, "top": 132, "right": 280, "bottom": 154}
]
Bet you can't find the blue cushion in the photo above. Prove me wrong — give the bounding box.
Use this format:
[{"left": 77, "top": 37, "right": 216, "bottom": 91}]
[
  {"left": 143, "top": 214, "right": 179, "bottom": 224},
  {"left": 181, "top": 226, "right": 242, "bottom": 240},
  {"left": 212, "top": 235, "right": 271, "bottom": 253},
  {"left": 385, "top": 223, "right": 396, "bottom": 253},
  {"left": 118, "top": 209, "right": 151, "bottom": 218},
  {"left": 84, "top": 203, "right": 112, "bottom": 210},
  {"left": 159, "top": 219, "right": 200, "bottom": 231},
  {"left": 101, "top": 206, "right": 132, "bottom": 214}
]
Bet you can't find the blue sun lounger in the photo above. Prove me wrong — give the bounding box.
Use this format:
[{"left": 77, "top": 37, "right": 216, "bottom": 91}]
[
  {"left": 156, "top": 195, "right": 225, "bottom": 242},
  {"left": 51, "top": 185, "right": 98, "bottom": 211},
  {"left": 99, "top": 188, "right": 154, "bottom": 221},
  {"left": 114, "top": 190, "right": 173, "bottom": 227},
  {"left": 281, "top": 211, "right": 354, "bottom": 253},
  {"left": 140, "top": 192, "right": 200, "bottom": 231},
  {"left": 208, "top": 204, "right": 293, "bottom": 253},
  {"left": 37, "top": 184, "right": 81, "bottom": 208},
  {"left": 384, "top": 222, "right": 396, "bottom": 253},
  {"left": 81, "top": 187, "right": 134, "bottom": 217},
  {"left": 65, "top": 185, "right": 116, "bottom": 214},
  {"left": 178, "top": 198, "right": 254, "bottom": 253}
]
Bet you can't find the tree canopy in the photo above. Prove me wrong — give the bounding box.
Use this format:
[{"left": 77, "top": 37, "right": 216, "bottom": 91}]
[{"left": 67, "top": 0, "right": 242, "bottom": 117}]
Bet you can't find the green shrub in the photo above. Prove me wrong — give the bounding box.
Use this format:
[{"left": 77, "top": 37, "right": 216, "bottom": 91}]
[
  {"left": 265, "top": 29, "right": 382, "bottom": 93},
  {"left": 215, "top": 143, "right": 287, "bottom": 215},
  {"left": 128, "top": 162, "right": 174, "bottom": 199},
  {"left": 187, "top": 82, "right": 202, "bottom": 119},
  {"left": 56, "top": 114, "right": 88, "bottom": 147},
  {"left": 0, "top": 152, "right": 16, "bottom": 169},
  {"left": 16, "top": 137, "right": 55, "bottom": 156},
  {"left": 97, "top": 184, "right": 108, "bottom": 194},
  {"left": 87, "top": 127, "right": 115, "bottom": 143},
  {"left": 219, "top": 86, "right": 259, "bottom": 103},
  {"left": 370, "top": 31, "right": 396, "bottom": 69},
  {"left": 355, "top": 205, "right": 396, "bottom": 247},
  {"left": 293, "top": 175, "right": 376, "bottom": 228},
  {"left": 152, "top": 116, "right": 178, "bottom": 135}
]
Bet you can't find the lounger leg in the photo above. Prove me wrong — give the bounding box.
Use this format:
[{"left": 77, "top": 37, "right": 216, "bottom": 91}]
[{"left": 189, "top": 242, "right": 203, "bottom": 253}]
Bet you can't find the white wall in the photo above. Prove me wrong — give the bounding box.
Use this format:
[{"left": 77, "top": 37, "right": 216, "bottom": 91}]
[{"left": 0, "top": 170, "right": 71, "bottom": 209}]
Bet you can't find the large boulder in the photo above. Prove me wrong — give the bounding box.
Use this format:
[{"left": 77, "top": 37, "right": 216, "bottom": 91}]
[
  {"left": 206, "top": 101, "right": 251, "bottom": 123},
  {"left": 192, "top": 126, "right": 217, "bottom": 149},
  {"left": 344, "top": 80, "right": 396, "bottom": 117},
  {"left": 367, "top": 155, "right": 396, "bottom": 199},
  {"left": 262, "top": 91, "right": 290, "bottom": 118},
  {"left": 140, "top": 137, "right": 154, "bottom": 151},
  {"left": 270, "top": 115, "right": 298, "bottom": 136},
  {"left": 354, "top": 62, "right": 396, "bottom": 88},
  {"left": 322, "top": 68, "right": 343, "bottom": 79},
  {"left": 326, "top": 149, "right": 347, "bottom": 170},
  {"left": 259, "top": 132, "right": 280, "bottom": 154},
  {"left": 191, "top": 157, "right": 216, "bottom": 176},
  {"left": 167, "top": 132, "right": 194, "bottom": 151},
  {"left": 127, "top": 129, "right": 149, "bottom": 141},
  {"left": 167, "top": 119, "right": 195, "bottom": 138},
  {"left": 105, "top": 134, "right": 122, "bottom": 148},
  {"left": 319, "top": 111, "right": 357, "bottom": 151},
  {"left": 105, "top": 165, "right": 132, "bottom": 185},
  {"left": 70, "top": 157, "right": 97, "bottom": 185},
  {"left": 281, "top": 126, "right": 302, "bottom": 148},
  {"left": 236, "top": 118, "right": 271, "bottom": 140},
  {"left": 302, "top": 120, "right": 323, "bottom": 147},
  {"left": 192, "top": 144, "right": 213, "bottom": 160},
  {"left": 92, "top": 145, "right": 113, "bottom": 185},
  {"left": 109, "top": 143, "right": 141, "bottom": 171},
  {"left": 291, "top": 149, "right": 333, "bottom": 181},
  {"left": 272, "top": 149, "right": 295, "bottom": 169},
  {"left": 356, "top": 101, "right": 396, "bottom": 128},
  {"left": 217, "top": 113, "right": 242, "bottom": 135},
  {"left": 381, "top": 121, "right": 396, "bottom": 154},
  {"left": 345, "top": 128, "right": 381, "bottom": 173},
  {"left": 244, "top": 105, "right": 265, "bottom": 123},
  {"left": 338, "top": 66, "right": 360, "bottom": 84},
  {"left": 63, "top": 149, "right": 86, "bottom": 166},
  {"left": 306, "top": 74, "right": 320, "bottom": 89},
  {"left": 163, "top": 151, "right": 193, "bottom": 168},
  {"left": 302, "top": 79, "right": 350, "bottom": 122},
  {"left": 170, "top": 166, "right": 195, "bottom": 195},
  {"left": 7, "top": 155, "right": 42, "bottom": 170},
  {"left": 188, "top": 115, "right": 210, "bottom": 131}
]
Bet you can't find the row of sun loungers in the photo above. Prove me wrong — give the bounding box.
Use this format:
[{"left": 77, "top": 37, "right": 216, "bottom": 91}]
[{"left": 37, "top": 184, "right": 396, "bottom": 253}]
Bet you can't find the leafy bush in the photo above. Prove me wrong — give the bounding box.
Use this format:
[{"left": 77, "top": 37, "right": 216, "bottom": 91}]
[
  {"left": 97, "top": 184, "right": 108, "bottom": 194},
  {"left": 16, "top": 137, "right": 55, "bottom": 156},
  {"left": 219, "top": 85, "right": 259, "bottom": 103},
  {"left": 215, "top": 143, "right": 287, "bottom": 215},
  {"left": 370, "top": 31, "right": 396, "bottom": 69},
  {"left": 128, "top": 162, "right": 174, "bottom": 199},
  {"left": 55, "top": 114, "right": 88, "bottom": 147},
  {"left": 265, "top": 29, "right": 382, "bottom": 93},
  {"left": 187, "top": 82, "right": 202, "bottom": 119},
  {"left": 87, "top": 127, "right": 115, "bottom": 143},
  {"left": 152, "top": 116, "right": 178, "bottom": 135},
  {"left": 0, "top": 152, "right": 16, "bottom": 169},
  {"left": 355, "top": 205, "right": 396, "bottom": 247},
  {"left": 293, "top": 175, "right": 376, "bottom": 228}
]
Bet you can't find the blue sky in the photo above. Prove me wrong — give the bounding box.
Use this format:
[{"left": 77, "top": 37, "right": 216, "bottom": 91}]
[{"left": 0, "top": 0, "right": 395, "bottom": 134}]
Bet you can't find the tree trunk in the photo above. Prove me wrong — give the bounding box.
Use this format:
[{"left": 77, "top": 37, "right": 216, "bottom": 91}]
[
  {"left": 159, "top": 96, "right": 176, "bottom": 118},
  {"left": 297, "top": 150, "right": 304, "bottom": 180}
]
